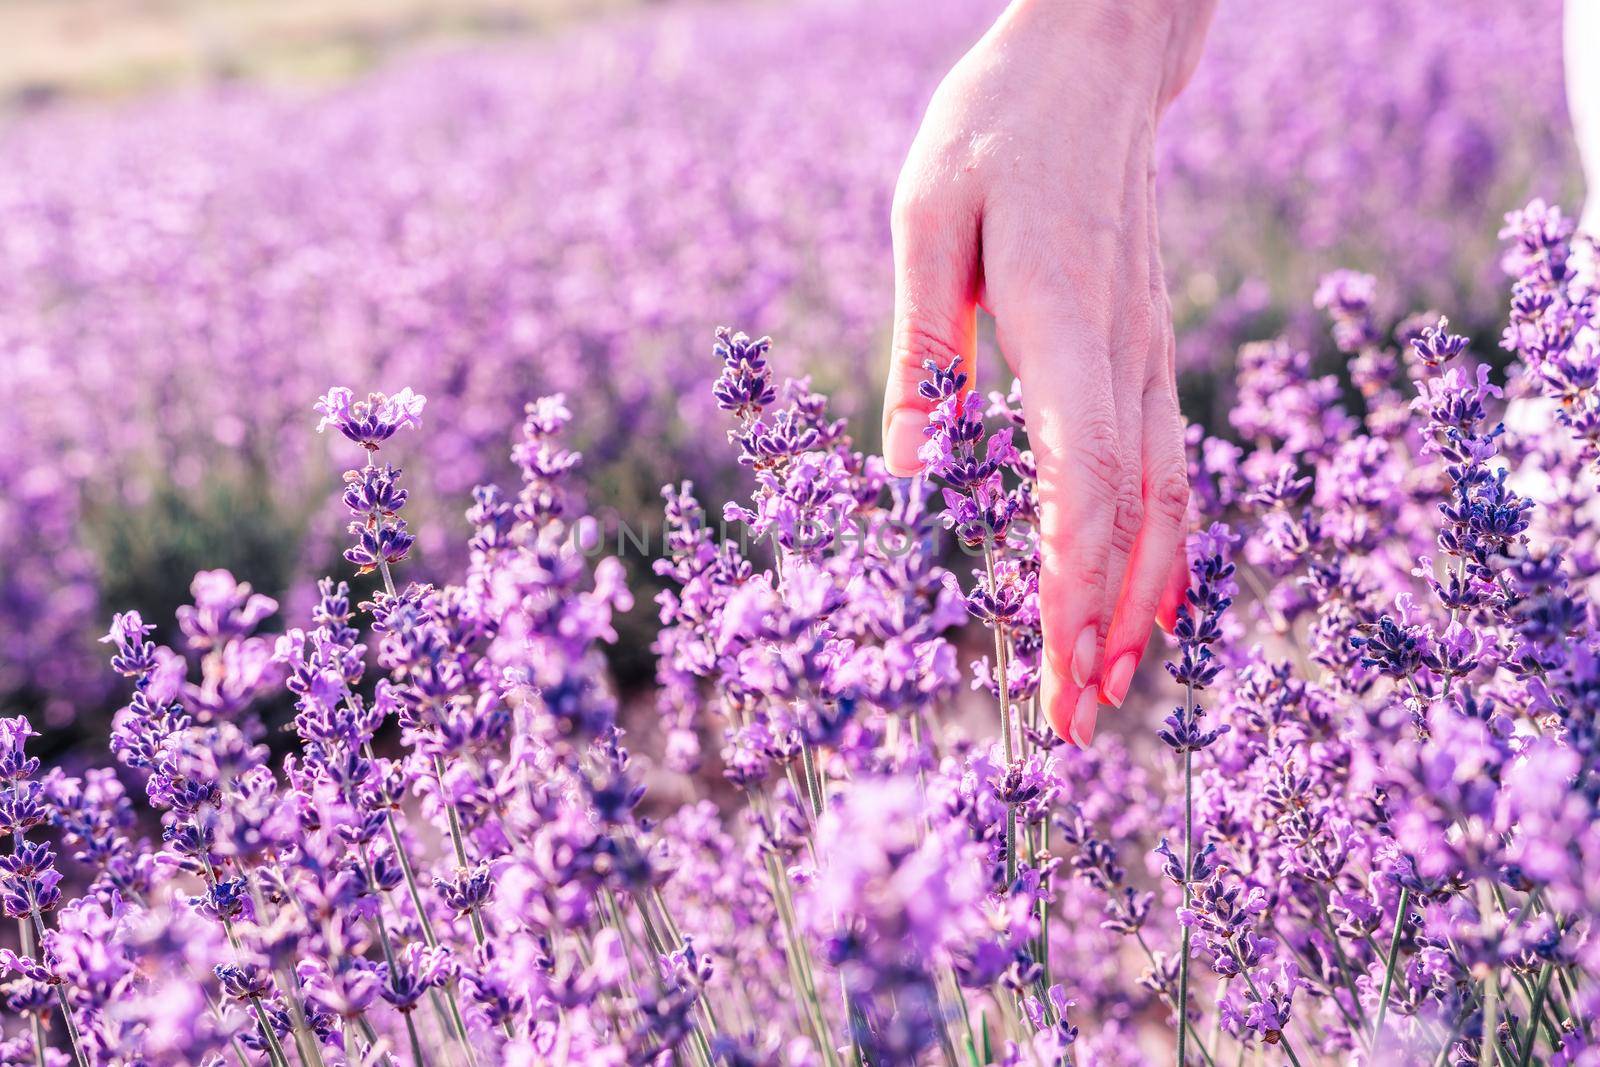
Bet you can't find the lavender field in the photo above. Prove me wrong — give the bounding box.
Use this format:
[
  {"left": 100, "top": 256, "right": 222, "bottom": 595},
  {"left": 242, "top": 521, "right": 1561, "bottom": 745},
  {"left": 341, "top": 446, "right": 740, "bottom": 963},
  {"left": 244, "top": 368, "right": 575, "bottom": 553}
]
[
  {"left": 0, "top": 0, "right": 1575, "bottom": 716},
  {"left": 2, "top": 0, "right": 1597, "bottom": 1064}
]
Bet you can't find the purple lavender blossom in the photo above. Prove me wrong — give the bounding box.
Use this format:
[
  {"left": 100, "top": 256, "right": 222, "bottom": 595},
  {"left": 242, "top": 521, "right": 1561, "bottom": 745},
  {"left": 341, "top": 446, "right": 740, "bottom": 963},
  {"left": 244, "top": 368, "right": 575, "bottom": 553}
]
[
  {"left": 315, "top": 388, "right": 427, "bottom": 450},
  {"left": 8, "top": 181, "right": 1600, "bottom": 1067}
]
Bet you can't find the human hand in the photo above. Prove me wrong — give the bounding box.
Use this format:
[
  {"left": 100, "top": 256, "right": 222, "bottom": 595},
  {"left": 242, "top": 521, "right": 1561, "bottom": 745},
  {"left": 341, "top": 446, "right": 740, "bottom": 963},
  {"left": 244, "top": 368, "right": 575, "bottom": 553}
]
[{"left": 880, "top": 0, "right": 1214, "bottom": 745}]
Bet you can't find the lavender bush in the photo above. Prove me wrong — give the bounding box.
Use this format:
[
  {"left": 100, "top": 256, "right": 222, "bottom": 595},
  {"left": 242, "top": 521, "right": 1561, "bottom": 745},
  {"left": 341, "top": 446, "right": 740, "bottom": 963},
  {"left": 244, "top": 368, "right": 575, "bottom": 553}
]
[
  {"left": 0, "top": 198, "right": 1596, "bottom": 1065},
  {"left": 0, "top": 0, "right": 1575, "bottom": 713}
]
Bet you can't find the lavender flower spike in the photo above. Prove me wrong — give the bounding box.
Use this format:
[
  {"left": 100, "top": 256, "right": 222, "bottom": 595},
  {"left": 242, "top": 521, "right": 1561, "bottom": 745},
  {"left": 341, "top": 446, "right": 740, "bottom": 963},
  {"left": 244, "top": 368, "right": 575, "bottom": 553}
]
[{"left": 315, "top": 387, "right": 427, "bottom": 450}]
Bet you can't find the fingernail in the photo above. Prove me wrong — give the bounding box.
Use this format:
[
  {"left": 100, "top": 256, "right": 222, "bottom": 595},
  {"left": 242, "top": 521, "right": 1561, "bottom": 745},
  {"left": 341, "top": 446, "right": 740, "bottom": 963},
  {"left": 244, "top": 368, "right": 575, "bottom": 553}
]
[
  {"left": 1101, "top": 651, "right": 1138, "bottom": 708},
  {"left": 1069, "top": 688, "right": 1099, "bottom": 748},
  {"left": 1040, "top": 665, "right": 1064, "bottom": 739},
  {"left": 883, "top": 408, "right": 927, "bottom": 476},
  {"left": 1069, "top": 626, "right": 1097, "bottom": 688}
]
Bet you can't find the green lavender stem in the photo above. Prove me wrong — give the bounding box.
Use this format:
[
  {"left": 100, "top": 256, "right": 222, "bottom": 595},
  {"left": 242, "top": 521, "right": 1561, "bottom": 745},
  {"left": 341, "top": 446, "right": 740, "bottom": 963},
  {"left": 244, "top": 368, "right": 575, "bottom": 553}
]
[
  {"left": 1516, "top": 964, "right": 1555, "bottom": 1067},
  {"left": 1478, "top": 882, "right": 1500, "bottom": 1067},
  {"left": 10, "top": 780, "right": 88, "bottom": 1067},
  {"left": 249, "top": 996, "right": 293, "bottom": 1067},
  {"left": 405, "top": 1009, "right": 430, "bottom": 1067},
  {"left": 19, "top": 917, "right": 46, "bottom": 1067},
  {"left": 800, "top": 743, "right": 825, "bottom": 820},
  {"left": 362, "top": 740, "right": 441, "bottom": 945},
  {"left": 1177, "top": 680, "right": 1196, "bottom": 1067},
  {"left": 46, "top": 979, "right": 89, "bottom": 1067},
  {"left": 357, "top": 745, "right": 478, "bottom": 1060},
  {"left": 982, "top": 546, "right": 1018, "bottom": 888},
  {"left": 1035, "top": 814, "right": 1052, "bottom": 996},
  {"left": 202, "top": 838, "right": 320, "bottom": 1067},
  {"left": 763, "top": 851, "right": 840, "bottom": 1067},
  {"left": 377, "top": 555, "right": 399, "bottom": 600},
  {"left": 1235, "top": 957, "right": 1304, "bottom": 1067},
  {"left": 1311, "top": 883, "right": 1371, "bottom": 1033},
  {"left": 1433, "top": 1005, "right": 1473, "bottom": 1067},
  {"left": 1371, "top": 886, "right": 1411, "bottom": 1053},
  {"left": 1131, "top": 931, "right": 1217, "bottom": 1067},
  {"left": 224, "top": 851, "right": 324, "bottom": 1067},
  {"left": 26, "top": 1014, "right": 46, "bottom": 1067},
  {"left": 431, "top": 753, "right": 489, "bottom": 949},
  {"left": 427, "top": 755, "right": 515, "bottom": 1046},
  {"left": 644, "top": 886, "right": 724, "bottom": 1048}
]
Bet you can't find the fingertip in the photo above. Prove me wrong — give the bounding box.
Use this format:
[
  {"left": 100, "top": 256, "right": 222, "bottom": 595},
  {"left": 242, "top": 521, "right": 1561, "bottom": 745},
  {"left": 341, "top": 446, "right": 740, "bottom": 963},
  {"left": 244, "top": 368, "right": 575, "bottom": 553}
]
[
  {"left": 1069, "top": 625, "right": 1097, "bottom": 689},
  {"left": 1070, "top": 689, "right": 1099, "bottom": 748},
  {"left": 1043, "top": 663, "right": 1101, "bottom": 749},
  {"left": 1099, "top": 650, "right": 1138, "bottom": 708},
  {"left": 883, "top": 407, "right": 929, "bottom": 477},
  {"left": 1156, "top": 549, "right": 1190, "bottom": 634},
  {"left": 1040, "top": 663, "right": 1072, "bottom": 743}
]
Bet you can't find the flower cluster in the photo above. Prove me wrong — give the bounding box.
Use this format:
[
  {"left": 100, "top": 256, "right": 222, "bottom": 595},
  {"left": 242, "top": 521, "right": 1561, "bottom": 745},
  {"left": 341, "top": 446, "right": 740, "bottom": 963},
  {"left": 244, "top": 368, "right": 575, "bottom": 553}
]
[
  {"left": 319, "top": 387, "right": 425, "bottom": 584},
  {"left": 1, "top": 196, "right": 1599, "bottom": 1066}
]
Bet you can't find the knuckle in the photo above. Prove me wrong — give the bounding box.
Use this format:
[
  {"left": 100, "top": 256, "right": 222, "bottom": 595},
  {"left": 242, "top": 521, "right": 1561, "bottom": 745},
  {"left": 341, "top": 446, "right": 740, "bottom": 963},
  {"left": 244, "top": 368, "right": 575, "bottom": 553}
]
[
  {"left": 1143, "top": 363, "right": 1171, "bottom": 400},
  {"left": 987, "top": 212, "right": 1118, "bottom": 300},
  {"left": 1053, "top": 547, "right": 1109, "bottom": 601},
  {"left": 1150, "top": 266, "right": 1171, "bottom": 308},
  {"left": 891, "top": 165, "right": 959, "bottom": 238},
  {"left": 1112, "top": 301, "right": 1155, "bottom": 384},
  {"left": 1068, "top": 415, "right": 1127, "bottom": 495},
  {"left": 1110, "top": 488, "right": 1143, "bottom": 556},
  {"left": 1143, "top": 358, "right": 1180, "bottom": 402},
  {"left": 889, "top": 186, "right": 925, "bottom": 236},
  {"left": 1060, "top": 211, "right": 1124, "bottom": 263},
  {"left": 1147, "top": 465, "right": 1190, "bottom": 524},
  {"left": 893, "top": 320, "right": 965, "bottom": 373}
]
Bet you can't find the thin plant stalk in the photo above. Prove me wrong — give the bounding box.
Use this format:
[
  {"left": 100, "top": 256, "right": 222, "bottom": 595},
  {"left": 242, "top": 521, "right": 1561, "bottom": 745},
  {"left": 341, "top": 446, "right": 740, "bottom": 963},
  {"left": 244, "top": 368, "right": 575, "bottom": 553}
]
[
  {"left": 377, "top": 554, "right": 399, "bottom": 600},
  {"left": 1177, "top": 679, "right": 1196, "bottom": 1067},
  {"left": 250, "top": 996, "right": 293, "bottom": 1067},
  {"left": 19, "top": 917, "right": 46, "bottom": 1067},
  {"left": 352, "top": 744, "right": 483, "bottom": 1062},
  {"left": 1310, "top": 883, "right": 1371, "bottom": 1033},
  {"left": 1235, "top": 958, "right": 1304, "bottom": 1067},
  {"left": 1433, "top": 1005, "right": 1473, "bottom": 1067},
  {"left": 1131, "top": 931, "right": 1218, "bottom": 1067},
  {"left": 762, "top": 852, "right": 840, "bottom": 1067},
  {"left": 197, "top": 837, "right": 322, "bottom": 1067},
  {"left": 981, "top": 544, "right": 1017, "bottom": 887},
  {"left": 360, "top": 739, "right": 441, "bottom": 946},
  {"left": 1370, "top": 886, "right": 1411, "bottom": 1053},
  {"left": 1516, "top": 964, "right": 1555, "bottom": 1067},
  {"left": 800, "top": 743, "right": 825, "bottom": 821},
  {"left": 1479, "top": 882, "right": 1500, "bottom": 1067},
  {"left": 645, "top": 887, "right": 724, "bottom": 1049},
  {"left": 429, "top": 755, "right": 495, "bottom": 959},
  {"left": 46, "top": 980, "right": 90, "bottom": 1067},
  {"left": 10, "top": 780, "right": 88, "bottom": 1067},
  {"left": 405, "top": 1011, "right": 430, "bottom": 1067}
]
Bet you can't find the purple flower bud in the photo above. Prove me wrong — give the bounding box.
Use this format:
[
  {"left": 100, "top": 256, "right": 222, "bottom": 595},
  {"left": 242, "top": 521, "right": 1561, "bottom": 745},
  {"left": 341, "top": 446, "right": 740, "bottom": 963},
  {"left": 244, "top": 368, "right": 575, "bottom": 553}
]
[{"left": 314, "top": 387, "right": 426, "bottom": 449}]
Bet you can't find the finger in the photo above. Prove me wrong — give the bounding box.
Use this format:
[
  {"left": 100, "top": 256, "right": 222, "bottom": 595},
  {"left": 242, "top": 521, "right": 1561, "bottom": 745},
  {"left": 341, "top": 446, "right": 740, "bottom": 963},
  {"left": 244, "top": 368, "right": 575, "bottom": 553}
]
[
  {"left": 1101, "top": 358, "right": 1188, "bottom": 706},
  {"left": 1028, "top": 344, "right": 1122, "bottom": 747},
  {"left": 1009, "top": 290, "right": 1145, "bottom": 746},
  {"left": 1151, "top": 198, "right": 1189, "bottom": 639},
  {"left": 1103, "top": 169, "right": 1189, "bottom": 698},
  {"left": 1080, "top": 213, "right": 1153, "bottom": 724},
  {"left": 1154, "top": 288, "right": 1189, "bottom": 635},
  {"left": 1156, "top": 542, "right": 1190, "bottom": 634},
  {"left": 990, "top": 138, "right": 1151, "bottom": 746},
  {"left": 881, "top": 175, "right": 981, "bottom": 476}
]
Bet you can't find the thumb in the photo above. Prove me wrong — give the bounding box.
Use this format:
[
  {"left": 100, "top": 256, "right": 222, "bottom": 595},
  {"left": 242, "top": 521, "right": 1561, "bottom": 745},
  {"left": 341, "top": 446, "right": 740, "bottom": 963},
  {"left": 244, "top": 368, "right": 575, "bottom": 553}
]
[{"left": 881, "top": 184, "right": 981, "bottom": 476}]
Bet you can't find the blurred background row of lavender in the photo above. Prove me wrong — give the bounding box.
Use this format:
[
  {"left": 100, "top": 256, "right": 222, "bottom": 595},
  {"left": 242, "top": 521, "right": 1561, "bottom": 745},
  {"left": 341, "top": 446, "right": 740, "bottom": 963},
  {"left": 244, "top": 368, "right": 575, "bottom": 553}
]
[{"left": 0, "top": 0, "right": 1577, "bottom": 721}]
